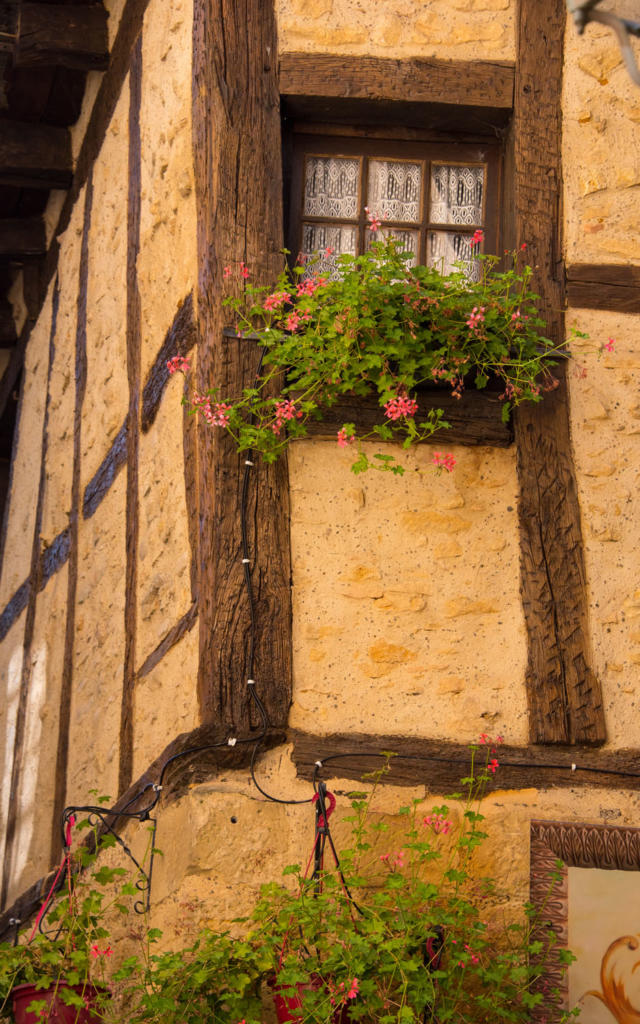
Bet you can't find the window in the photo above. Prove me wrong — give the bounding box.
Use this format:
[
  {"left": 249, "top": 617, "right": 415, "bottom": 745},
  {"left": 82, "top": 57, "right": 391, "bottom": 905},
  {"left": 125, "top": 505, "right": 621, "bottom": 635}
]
[{"left": 287, "top": 133, "right": 502, "bottom": 280}]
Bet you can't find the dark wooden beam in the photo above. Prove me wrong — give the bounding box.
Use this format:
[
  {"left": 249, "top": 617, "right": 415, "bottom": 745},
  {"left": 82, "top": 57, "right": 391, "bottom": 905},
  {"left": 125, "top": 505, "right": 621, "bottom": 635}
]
[
  {"left": 279, "top": 53, "right": 514, "bottom": 111},
  {"left": 14, "top": 3, "right": 109, "bottom": 71},
  {"left": 0, "top": 217, "right": 46, "bottom": 259},
  {"left": 0, "top": 309, "right": 17, "bottom": 346},
  {"left": 513, "top": 0, "right": 604, "bottom": 746},
  {"left": 136, "top": 601, "right": 198, "bottom": 680},
  {"left": 566, "top": 263, "right": 640, "bottom": 314},
  {"left": 0, "top": 723, "right": 285, "bottom": 939},
  {"left": 140, "top": 291, "right": 197, "bottom": 433},
  {"left": 0, "top": 332, "right": 26, "bottom": 419},
  {"left": 0, "top": 120, "right": 71, "bottom": 189},
  {"left": 302, "top": 388, "right": 513, "bottom": 448},
  {"left": 290, "top": 730, "right": 640, "bottom": 792},
  {"left": 119, "top": 35, "right": 142, "bottom": 796},
  {"left": 193, "top": 0, "right": 292, "bottom": 733}
]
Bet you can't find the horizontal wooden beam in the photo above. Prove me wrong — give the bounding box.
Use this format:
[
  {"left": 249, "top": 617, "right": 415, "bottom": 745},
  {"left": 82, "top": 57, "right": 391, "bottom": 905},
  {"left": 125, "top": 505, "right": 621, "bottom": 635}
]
[
  {"left": 302, "top": 387, "right": 513, "bottom": 448},
  {"left": 566, "top": 263, "right": 640, "bottom": 314},
  {"left": 0, "top": 120, "right": 72, "bottom": 189},
  {"left": 0, "top": 723, "right": 285, "bottom": 939},
  {"left": 279, "top": 53, "right": 514, "bottom": 114},
  {"left": 14, "top": 3, "right": 109, "bottom": 71},
  {"left": 0, "top": 217, "right": 46, "bottom": 259},
  {"left": 290, "top": 729, "right": 640, "bottom": 792}
]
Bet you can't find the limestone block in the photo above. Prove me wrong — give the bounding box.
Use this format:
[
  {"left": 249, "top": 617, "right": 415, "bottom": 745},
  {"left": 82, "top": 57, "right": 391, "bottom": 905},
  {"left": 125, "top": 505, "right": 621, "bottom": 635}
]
[
  {"left": 563, "top": 24, "right": 640, "bottom": 264},
  {"left": 139, "top": 0, "right": 196, "bottom": 381},
  {"left": 67, "top": 475, "right": 127, "bottom": 805},
  {"left": 5, "top": 567, "right": 69, "bottom": 905},
  {"left": 132, "top": 623, "right": 199, "bottom": 780},
  {"left": 288, "top": 441, "right": 528, "bottom": 745},
  {"left": 0, "top": 284, "right": 53, "bottom": 608},
  {"left": 81, "top": 80, "right": 130, "bottom": 494},
  {"left": 41, "top": 192, "right": 87, "bottom": 545},
  {"left": 276, "top": 0, "right": 516, "bottom": 61},
  {"left": 109, "top": 767, "right": 640, "bottom": 948},
  {"left": 0, "top": 612, "right": 26, "bottom": 901},
  {"left": 567, "top": 311, "right": 640, "bottom": 747},
  {"left": 136, "top": 382, "right": 192, "bottom": 663}
]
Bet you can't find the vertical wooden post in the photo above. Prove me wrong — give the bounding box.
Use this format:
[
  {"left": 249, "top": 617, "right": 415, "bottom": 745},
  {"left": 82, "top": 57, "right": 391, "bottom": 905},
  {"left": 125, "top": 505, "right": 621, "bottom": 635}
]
[
  {"left": 192, "top": 0, "right": 292, "bottom": 733},
  {"left": 119, "top": 36, "right": 143, "bottom": 794},
  {"left": 514, "top": 0, "right": 605, "bottom": 744}
]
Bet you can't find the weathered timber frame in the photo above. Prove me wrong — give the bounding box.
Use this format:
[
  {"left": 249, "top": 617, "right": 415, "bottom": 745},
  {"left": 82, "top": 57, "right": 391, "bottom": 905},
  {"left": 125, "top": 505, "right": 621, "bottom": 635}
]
[
  {"left": 530, "top": 819, "right": 640, "bottom": 1023},
  {"left": 192, "top": 0, "right": 292, "bottom": 733},
  {"left": 512, "top": 0, "right": 604, "bottom": 744},
  {"left": 0, "top": 0, "right": 619, "bottom": 916}
]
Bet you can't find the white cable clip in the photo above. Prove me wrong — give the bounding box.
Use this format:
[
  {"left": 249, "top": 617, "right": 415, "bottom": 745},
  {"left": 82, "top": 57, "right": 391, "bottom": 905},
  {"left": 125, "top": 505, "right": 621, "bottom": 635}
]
[
  {"left": 315, "top": 760, "right": 323, "bottom": 768},
  {"left": 245, "top": 460, "right": 254, "bottom": 466},
  {"left": 152, "top": 783, "right": 163, "bottom": 792},
  {"left": 228, "top": 737, "right": 237, "bottom": 746},
  {"left": 9, "top": 918, "right": 21, "bottom": 925},
  {"left": 247, "top": 678, "right": 256, "bottom": 686},
  {"left": 571, "top": 764, "right": 577, "bottom": 772},
  {"left": 241, "top": 558, "right": 250, "bottom": 564}
]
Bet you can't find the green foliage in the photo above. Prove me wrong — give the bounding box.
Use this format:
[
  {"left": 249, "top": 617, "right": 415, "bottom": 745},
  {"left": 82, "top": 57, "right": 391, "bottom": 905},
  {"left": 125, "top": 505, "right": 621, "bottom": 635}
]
[
  {"left": 0, "top": 811, "right": 138, "bottom": 1022},
  {"left": 1, "top": 759, "right": 574, "bottom": 1024},
  {"left": 191, "top": 237, "right": 565, "bottom": 474},
  {"left": 112, "top": 746, "right": 573, "bottom": 1024}
]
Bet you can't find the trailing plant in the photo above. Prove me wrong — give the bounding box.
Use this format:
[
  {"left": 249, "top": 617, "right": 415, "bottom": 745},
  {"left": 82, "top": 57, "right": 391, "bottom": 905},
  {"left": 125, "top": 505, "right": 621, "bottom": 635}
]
[
  {"left": 111, "top": 739, "right": 575, "bottom": 1024},
  {"left": 171, "top": 230, "right": 569, "bottom": 475}
]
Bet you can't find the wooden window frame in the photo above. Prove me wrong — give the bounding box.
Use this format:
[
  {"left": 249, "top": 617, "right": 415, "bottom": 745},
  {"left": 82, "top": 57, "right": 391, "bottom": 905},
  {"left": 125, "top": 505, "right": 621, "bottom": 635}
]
[{"left": 287, "top": 131, "right": 503, "bottom": 267}]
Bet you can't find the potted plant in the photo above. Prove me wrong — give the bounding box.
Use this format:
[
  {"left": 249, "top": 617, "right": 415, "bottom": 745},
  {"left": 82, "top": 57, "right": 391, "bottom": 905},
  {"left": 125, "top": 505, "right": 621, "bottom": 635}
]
[
  {"left": 170, "top": 229, "right": 573, "bottom": 475},
  {"left": 247, "top": 736, "right": 575, "bottom": 1024},
  {"left": 115, "top": 738, "right": 574, "bottom": 1024},
  {"left": 0, "top": 817, "right": 134, "bottom": 1024}
]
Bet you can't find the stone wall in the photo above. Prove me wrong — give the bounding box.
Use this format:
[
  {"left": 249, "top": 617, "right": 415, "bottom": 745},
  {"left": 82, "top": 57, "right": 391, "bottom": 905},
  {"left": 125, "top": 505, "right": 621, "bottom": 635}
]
[
  {"left": 0, "top": 1, "right": 639, "bottom": 977},
  {"left": 0, "top": 0, "right": 197, "bottom": 905}
]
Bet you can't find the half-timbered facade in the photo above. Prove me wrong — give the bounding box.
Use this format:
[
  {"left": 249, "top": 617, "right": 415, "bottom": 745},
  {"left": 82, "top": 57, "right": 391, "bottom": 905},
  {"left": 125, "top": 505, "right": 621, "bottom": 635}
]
[{"left": 0, "top": 0, "right": 639, "bottom": 953}]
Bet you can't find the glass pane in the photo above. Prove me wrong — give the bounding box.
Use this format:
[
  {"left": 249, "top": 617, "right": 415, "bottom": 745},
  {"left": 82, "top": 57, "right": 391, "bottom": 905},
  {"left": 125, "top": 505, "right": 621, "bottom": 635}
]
[
  {"left": 301, "top": 222, "right": 357, "bottom": 277},
  {"left": 427, "top": 231, "right": 481, "bottom": 281},
  {"left": 430, "top": 164, "right": 484, "bottom": 226},
  {"left": 367, "top": 227, "right": 419, "bottom": 266},
  {"left": 303, "top": 157, "right": 360, "bottom": 219},
  {"left": 367, "top": 160, "right": 422, "bottom": 223}
]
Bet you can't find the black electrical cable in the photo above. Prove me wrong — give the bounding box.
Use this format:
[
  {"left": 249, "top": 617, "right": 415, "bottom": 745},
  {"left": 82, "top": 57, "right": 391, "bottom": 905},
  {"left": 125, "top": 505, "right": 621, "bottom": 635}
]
[
  {"left": 312, "top": 750, "right": 640, "bottom": 781},
  {"left": 29, "top": 327, "right": 640, "bottom": 944}
]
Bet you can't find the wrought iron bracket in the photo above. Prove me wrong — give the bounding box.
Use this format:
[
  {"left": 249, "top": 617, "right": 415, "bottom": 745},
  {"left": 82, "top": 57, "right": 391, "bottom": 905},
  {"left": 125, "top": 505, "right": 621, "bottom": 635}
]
[{"left": 567, "top": 0, "right": 640, "bottom": 85}]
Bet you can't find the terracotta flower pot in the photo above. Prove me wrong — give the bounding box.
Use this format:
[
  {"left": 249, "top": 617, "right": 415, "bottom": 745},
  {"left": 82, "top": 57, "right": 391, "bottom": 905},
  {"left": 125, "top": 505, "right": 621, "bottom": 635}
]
[
  {"left": 11, "top": 983, "right": 104, "bottom": 1024},
  {"left": 271, "top": 977, "right": 351, "bottom": 1023}
]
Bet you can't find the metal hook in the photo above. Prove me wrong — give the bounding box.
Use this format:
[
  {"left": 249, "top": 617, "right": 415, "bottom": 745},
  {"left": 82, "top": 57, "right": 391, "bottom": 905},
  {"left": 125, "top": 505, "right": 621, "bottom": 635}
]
[{"left": 567, "top": 0, "right": 640, "bottom": 85}]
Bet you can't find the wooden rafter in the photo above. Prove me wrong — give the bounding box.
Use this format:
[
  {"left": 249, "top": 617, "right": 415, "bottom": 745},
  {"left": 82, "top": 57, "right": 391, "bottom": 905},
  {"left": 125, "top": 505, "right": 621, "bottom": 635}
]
[
  {"left": 0, "top": 120, "right": 71, "bottom": 189},
  {"left": 14, "top": 3, "right": 109, "bottom": 71},
  {"left": 0, "top": 217, "right": 46, "bottom": 259}
]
